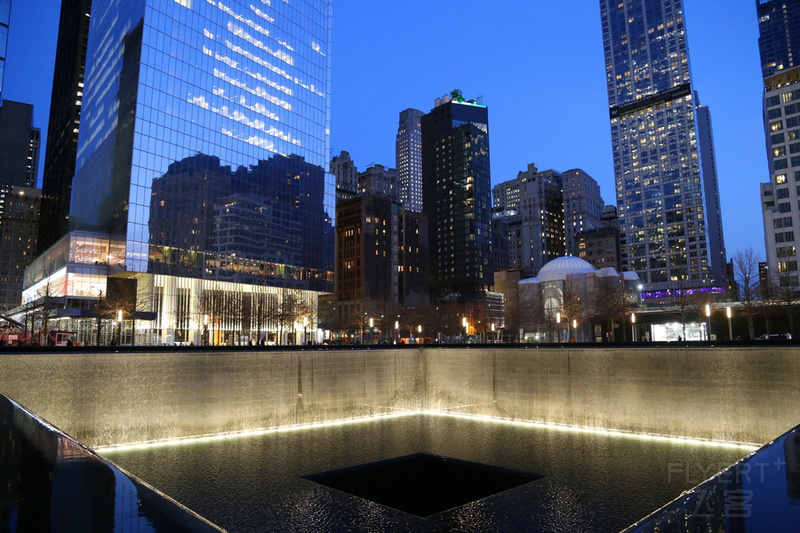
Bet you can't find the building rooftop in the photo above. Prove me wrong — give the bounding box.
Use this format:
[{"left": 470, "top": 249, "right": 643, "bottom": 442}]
[{"left": 536, "top": 255, "right": 596, "bottom": 282}]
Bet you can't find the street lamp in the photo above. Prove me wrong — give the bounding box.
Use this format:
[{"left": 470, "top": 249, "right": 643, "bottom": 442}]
[
  {"left": 727, "top": 306, "right": 733, "bottom": 340},
  {"left": 556, "top": 312, "right": 561, "bottom": 342},
  {"left": 631, "top": 312, "right": 636, "bottom": 342},
  {"left": 204, "top": 314, "right": 209, "bottom": 345},
  {"left": 303, "top": 316, "right": 309, "bottom": 345},
  {"left": 705, "top": 304, "right": 712, "bottom": 341},
  {"left": 572, "top": 319, "right": 577, "bottom": 342}
]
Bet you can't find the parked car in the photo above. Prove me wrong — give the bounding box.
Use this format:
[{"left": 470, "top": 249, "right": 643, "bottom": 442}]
[{"left": 757, "top": 333, "right": 792, "bottom": 340}]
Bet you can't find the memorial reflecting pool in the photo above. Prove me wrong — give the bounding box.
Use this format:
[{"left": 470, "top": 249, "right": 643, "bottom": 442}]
[{"left": 101, "top": 414, "right": 751, "bottom": 532}]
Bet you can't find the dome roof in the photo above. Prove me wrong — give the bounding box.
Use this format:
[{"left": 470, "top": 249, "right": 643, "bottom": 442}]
[{"left": 537, "top": 255, "right": 596, "bottom": 282}]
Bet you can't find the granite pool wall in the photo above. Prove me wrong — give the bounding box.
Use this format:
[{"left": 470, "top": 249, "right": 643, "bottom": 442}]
[{"left": 0, "top": 345, "right": 796, "bottom": 447}]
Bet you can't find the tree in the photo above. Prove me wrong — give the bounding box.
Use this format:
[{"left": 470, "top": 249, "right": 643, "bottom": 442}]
[
  {"left": 592, "top": 276, "right": 632, "bottom": 342},
  {"left": 768, "top": 266, "right": 800, "bottom": 337},
  {"left": 251, "top": 286, "right": 277, "bottom": 345},
  {"left": 277, "top": 290, "right": 309, "bottom": 344},
  {"left": 34, "top": 261, "right": 63, "bottom": 345},
  {"left": 733, "top": 248, "right": 761, "bottom": 339},
  {"left": 560, "top": 280, "right": 586, "bottom": 341}
]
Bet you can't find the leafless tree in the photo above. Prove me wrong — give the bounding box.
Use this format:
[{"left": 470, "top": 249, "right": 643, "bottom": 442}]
[
  {"left": 592, "top": 276, "right": 632, "bottom": 342},
  {"left": 277, "top": 290, "right": 308, "bottom": 344},
  {"left": 733, "top": 247, "right": 761, "bottom": 339},
  {"left": 33, "top": 260, "right": 63, "bottom": 345},
  {"left": 768, "top": 266, "right": 800, "bottom": 337}
]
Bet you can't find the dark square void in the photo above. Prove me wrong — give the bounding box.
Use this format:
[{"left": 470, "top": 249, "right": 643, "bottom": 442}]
[{"left": 303, "top": 452, "right": 544, "bottom": 517}]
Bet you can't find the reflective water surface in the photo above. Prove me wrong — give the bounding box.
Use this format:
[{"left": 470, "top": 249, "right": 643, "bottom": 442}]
[
  {"left": 626, "top": 426, "right": 800, "bottom": 532},
  {"left": 103, "top": 415, "right": 749, "bottom": 533}
]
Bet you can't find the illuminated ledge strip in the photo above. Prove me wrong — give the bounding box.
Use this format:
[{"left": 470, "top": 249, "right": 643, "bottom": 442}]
[
  {"left": 95, "top": 410, "right": 762, "bottom": 454},
  {"left": 426, "top": 411, "right": 761, "bottom": 451},
  {"left": 95, "top": 411, "right": 418, "bottom": 453}
]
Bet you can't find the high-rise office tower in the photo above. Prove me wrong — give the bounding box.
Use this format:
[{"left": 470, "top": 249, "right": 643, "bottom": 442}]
[
  {"left": 694, "top": 94, "right": 727, "bottom": 286},
  {"left": 562, "top": 168, "right": 604, "bottom": 255},
  {"left": 0, "top": 101, "right": 41, "bottom": 312},
  {"left": 758, "top": 0, "right": 800, "bottom": 79},
  {"left": 38, "top": 0, "right": 93, "bottom": 254},
  {"left": 22, "top": 0, "right": 334, "bottom": 345},
  {"left": 421, "top": 90, "right": 493, "bottom": 301},
  {"left": 0, "top": 185, "right": 40, "bottom": 312},
  {"left": 0, "top": 101, "right": 39, "bottom": 187},
  {"left": 600, "top": 0, "right": 725, "bottom": 290},
  {"left": 759, "top": 0, "right": 800, "bottom": 291},
  {"left": 492, "top": 164, "right": 566, "bottom": 276},
  {"left": 396, "top": 108, "right": 423, "bottom": 212}
]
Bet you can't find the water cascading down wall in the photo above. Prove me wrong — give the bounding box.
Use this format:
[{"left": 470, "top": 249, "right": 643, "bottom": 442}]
[{"left": 0, "top": 346, "right": 797, "bottom": 448}]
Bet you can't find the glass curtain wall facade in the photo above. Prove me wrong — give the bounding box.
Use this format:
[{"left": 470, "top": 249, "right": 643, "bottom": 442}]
[
  {"left": 600, "top": 0, "right": 719, "bottom": 290},
  {"left": 70, "top": 0, "right": 334, "bottom": 290},
  {"left": 14, "top": 0, "right": 334, "bottom": 344}
]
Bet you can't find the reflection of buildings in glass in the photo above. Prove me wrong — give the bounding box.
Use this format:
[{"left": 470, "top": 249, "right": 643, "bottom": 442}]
[
  {"left": 149, "top": 153, "right": 331, "bottom": 274},
  {"left": 149, "top": 154, "right": 232, "bottom": 255},
  {"left": 18, "top": 0, "right": 333, "bottom": 343},
  {"left": 70, "top": 0, "right": 333, "bottom": 259}
]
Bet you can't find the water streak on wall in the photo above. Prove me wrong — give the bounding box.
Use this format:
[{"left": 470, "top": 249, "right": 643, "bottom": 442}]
[{"left": 0, "top": 346, "right": 796, "bottom": 447}]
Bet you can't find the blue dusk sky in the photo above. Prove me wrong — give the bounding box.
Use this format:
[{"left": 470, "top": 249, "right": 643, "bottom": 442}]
[{"left": 4, "top": 1, "right": 766, "bottom": 261}]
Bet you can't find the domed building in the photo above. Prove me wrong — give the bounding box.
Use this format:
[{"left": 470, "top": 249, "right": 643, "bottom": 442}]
[
  {"left": 535, "top": 256, "right": 598, "bottom": 282},
  {"left": 512, "top": 255, "right": 641, "bottom": 342}
]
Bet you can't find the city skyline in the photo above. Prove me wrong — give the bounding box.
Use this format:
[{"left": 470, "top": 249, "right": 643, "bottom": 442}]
[{"left": 5, "top": 1, "right": 765, "bottom": 261}]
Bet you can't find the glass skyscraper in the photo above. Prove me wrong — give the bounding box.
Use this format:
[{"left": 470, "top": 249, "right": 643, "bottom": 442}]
[
  {"left": 69, "top": 0, "right": 334, "bottom": 282},
  {"left": 600, "top": 0, "right": 725, "bottom": 291},
  {"left": 20, "top": 0, "right": 334, "bottom": 345},
  {"left": 396, "top": 108, "right": 423, "bottom": 213}
]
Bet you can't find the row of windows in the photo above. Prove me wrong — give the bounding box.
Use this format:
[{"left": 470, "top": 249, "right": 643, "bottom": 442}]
[
  {"left": 775, "top": 216, "right": 794, "bottom": 229},
  {"left": 767, "top": 89, "right": 800, "bottom": 108},
  {"left": 772, "top": 156, "right": 800, "bottom": 170}
]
